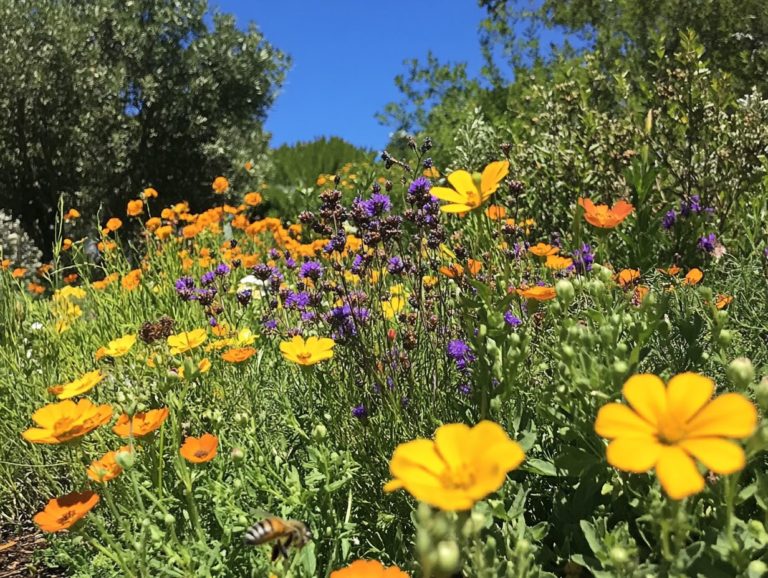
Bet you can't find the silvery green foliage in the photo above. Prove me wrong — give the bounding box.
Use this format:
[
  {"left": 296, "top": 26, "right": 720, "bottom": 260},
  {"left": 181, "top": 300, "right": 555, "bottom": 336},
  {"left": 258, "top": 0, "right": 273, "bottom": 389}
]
[
  {"left": 450, "top": 106, "right": 500, "bottom": 171},
  {"left": 0, "top": 210, "right": 41, "bottom": 269}
]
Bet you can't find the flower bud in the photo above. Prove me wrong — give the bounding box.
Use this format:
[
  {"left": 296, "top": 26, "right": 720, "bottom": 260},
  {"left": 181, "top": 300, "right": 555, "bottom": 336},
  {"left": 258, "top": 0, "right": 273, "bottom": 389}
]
[
  {"left": 436, "top": 541, "right": 461, "bottom": 574},
  {"left": 754, "top": 377, "right": 768, "bottom": 411},
  {"left": 717, "top": 329, "right": 734, "bottom": 347},
  {"left": 727, "top": 357, "right": 755, "bottom": 389},
  {"left": 312, "top": 424, "right": 328, "bottom": 441},
  {"left": 231, "top": 447, "right": 245, "bottom": 462},
  {"left": 556, "top": 279, "right": 575, "bottom": 303},
  {"left": 115, "top": 448, "right": 136, "bottom": 469},
  {"left": 747, "top": 560, "right": 767, "bottom": 577},
  {"left": 609, "top": 546, "right": 629, "bottom": 565}
]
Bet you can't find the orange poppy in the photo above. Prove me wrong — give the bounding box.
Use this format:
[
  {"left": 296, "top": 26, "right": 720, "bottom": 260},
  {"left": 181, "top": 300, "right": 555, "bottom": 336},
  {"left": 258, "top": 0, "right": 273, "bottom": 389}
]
[
  {"left": 683, "top": 268, "right": 703, "bottom": 285},
  {"left": 545, "top": 255, "right": 573, "bottom": 270},
  {"left": 61, "top": 238, "right": 73, "bottom": 251},
  {"left": 64, "top": 208, "right": 81, "bottom": 221},
  {"left": 27, "top": 282, "right": 46, "bottom": 295},
  {"left": 105, "top": 218, "right": 123, "bottom": 232},
  {"left": 179, "top": 433, "right": 218, "bottom": 463},
  {"left": 113, "top": 408, "right": 169, "bottom": 438},
  {"left": 484, "top": 204, "right": 507, "bottom": 220},
  {"left": 330, "top": 560, "right": 409, "bottom": 578},
  {"left": 616, "top": 269, "right": 640, "bottom": 288},
  {"left": 517, "top": 285, "right": 557, "bottom": 301},
  {"left": 127, "top": 199, "right": 144, "bottom": 217},
  {"left": 244, "top": 192, "right": 263, "bottom": 206},
  {"left": 121, "top": 269, "right": 142, "bottom": 291},
  {"left": 528, "top": 243, "right": 559, "bottom": 257},
  {"left": 63, "top": 273, "right": 78, "bottom": 284},
  {"left": 660, "top": 265, "right": 681, "bottom": 276},
  {"left": 212, "top": 176, "right": 229, "bottom": 194},
  {"left": 221, "top": 347, "right": 257, "bottom": 363},
  {"left": 145, "top": 217, "right": 162, "bottom": 231},
  {"left": 33, "top": 491, "right": 100, "bottom": 533},
  {"left": 22, "top": 399, "right": 112, "bottom": 444},
  {"left": 11, "top": 267, "right": 26, "bottom": 279},
  {"left": 715, "top": 294, "right": 733, "bottom": 309},
  {"left": 578, "top": 198, "right": 634, "bottom": 228},
  {"left": 142, "top": 187, "right": 158, "bottom": 199},
  {"left": 633, "top": 285, "right": 650, "bottom": 304},
  {"left": 466, "top": 259, "right": 482, "bottom": 276},
  {"left": 439, "top": 263, "right": 464, "bottom": 279},
  {"left": 87, "top": 447, "right": 131, "bottom": 483}
]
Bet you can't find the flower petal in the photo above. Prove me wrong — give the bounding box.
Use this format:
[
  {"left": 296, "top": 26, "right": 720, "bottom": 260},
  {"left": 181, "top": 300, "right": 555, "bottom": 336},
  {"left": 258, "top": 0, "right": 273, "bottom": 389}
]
[
  {"left": 446, "top": 170, "right": 478, "bottom": 197},
  {"left": 606, "top": 438, "right": 662, "bottom": 473},
  {"left": 594, "top": 403, "right": 656, "bottom": 439},
  {"left": 480, "top": 160, "right": 509, "bottom": 196},
  {"left": 430, "top": 186, "right": 468, "bottom": 204},
  {"left": 655, "top": 445, "right": 704, "bottom": 500},
  {"left": 622, "top": 374, "right": 666, "bottom": 428},
  {"left": 678, "top": 438, "right": 745, "bottom": 475},
  {"left": 666, "top": 372, "right": 714, "bottom": 425},
  {"left": 434, "top": 423, "right": 472, "bottom": 471},
  {"left": 389, "top": 439, "right": 445, "bottom": 478},
  {"left": 685, "top": 393, "right": 757, "bottom": 439},
  {"left": 440, "top": 203, "right": 473, "bottom": 214}
]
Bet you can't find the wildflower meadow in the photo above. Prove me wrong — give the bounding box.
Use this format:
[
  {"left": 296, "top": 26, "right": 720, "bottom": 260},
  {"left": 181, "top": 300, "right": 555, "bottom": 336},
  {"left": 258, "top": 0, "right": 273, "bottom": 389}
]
[{"left": 2, "top": 1, "right": 768, "bottom": 577}]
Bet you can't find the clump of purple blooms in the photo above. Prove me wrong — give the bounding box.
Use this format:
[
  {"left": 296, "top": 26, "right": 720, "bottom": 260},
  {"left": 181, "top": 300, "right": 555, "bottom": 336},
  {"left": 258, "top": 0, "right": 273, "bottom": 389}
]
[
  {"left": 299, "top": 260, "right": 323, "bottom": 281},
  {"left": 447, "top": 339, "right": 476, "bottom": 372},
  {"left": 698, "top": 232, "right": 718, "bottom": 253},
  {"left": 572, "top": 244, "right": 594, "bottom": 273}
]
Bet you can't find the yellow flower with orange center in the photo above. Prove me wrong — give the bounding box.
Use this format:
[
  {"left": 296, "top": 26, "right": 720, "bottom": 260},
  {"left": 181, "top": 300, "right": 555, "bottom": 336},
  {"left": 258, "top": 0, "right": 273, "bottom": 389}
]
[
  {"left": 33, "top": 491, "right": 99, "bottom": 533},
  {"left": 48, "top": 370, "right": 104, "bottom": 400},
  {"left": 595, "top": 373, "right": 757, "bottom": 500},
  {"left": 167, "top": 329, "right": 207, "bottom": 355},
  {"left": 113, "top": 408, "right": 169, "bottom": 438},
  {"left": 22, "top": 399, "right": 112, "bottom": 444},
  {"left": 430, "top": 160, "right": 509, "bottom": 213},
  {"left": 384, "top": 421, "right": 525, "bottom": 511},
  {"left": 96, "top": 334, "right": 137, "bottom": 360},
  {"left": 280, "top": 336, "right": 335, "bottom": 366}
]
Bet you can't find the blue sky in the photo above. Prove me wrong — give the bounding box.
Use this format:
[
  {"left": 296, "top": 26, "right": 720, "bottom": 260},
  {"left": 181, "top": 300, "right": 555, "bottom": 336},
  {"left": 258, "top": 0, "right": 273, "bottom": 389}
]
[{"left": 212, "top": 1, "right": 499, "bottom": 151}]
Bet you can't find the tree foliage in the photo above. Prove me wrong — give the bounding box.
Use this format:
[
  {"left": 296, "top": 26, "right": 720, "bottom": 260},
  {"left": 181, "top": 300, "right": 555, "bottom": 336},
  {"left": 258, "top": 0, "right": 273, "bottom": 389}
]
[{"left": 0, "top": 0, "right": 288, "bottom": 251}]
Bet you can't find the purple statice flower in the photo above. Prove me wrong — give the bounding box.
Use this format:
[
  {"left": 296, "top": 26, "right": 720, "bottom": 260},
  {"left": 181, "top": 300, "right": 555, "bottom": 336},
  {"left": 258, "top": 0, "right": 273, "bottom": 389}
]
[
  {"left": 284, "top": 290, "right": 311, "bottom": 310},
  {"left": 447, "top": 339, "right": 476, "bottom": 372},
  {"left": 387, "top": 256, "right": 405, "bottom": 275},
  {"left": 662, "top": 210, "right": 677, "bottom": 230},
  {"left": 215, "top": 263, "right": 230, "bottom": 277},
  {"left": 326, "top": 304, "right": 369, "bottom": 341},
  {"left": 268, "top": 270, "right": 284, "bottom": 292},
  {"left": 680, "top": 195, "right": 701, "bottom": 217},
  {"left": 458, "top": 382, "right": 472, "bottom": 395},
  {"left": 423, "top": 157, "right": 434, "bottom": 168},
  {"left": 209, "top": 317, "right": 218, "bottom": 327},
  {"left": 252, "top": 263, "right": 272, "bottom": 280},
  {"left": 263, "top": 318, "right": 278, "bottom": 333},
  {"left": 408, "top": 176, "right": 432, "bottom": 197},
  {"left": 351, "top": 253, "right": 365, "bottom": 274},
  {"left": 572, "top": 243, "right": 594, "bottom": 273},
  {"left": 324, "top": 230, "right": 347, "bottom": 254},
  {"left": 362, "top": 193, "right": 391, "bottom": 217},
  {"left": 174, "top": 276, "right": 196, "bottom": 301},
  {"left": 299, "top": 260, "right": 324, "bottom": 281},
  {"left": 301, "top": 311, "right": 316, "bottom": 323},
  {"left": 236, "top": 289, "right": 252, "bottom": 306},
  {"left": 285, "top": 255, "right": 297, "bottom": 269},
  {"left": 200, "top": 271, "right": 216, "bottom": 286},
  {"left": 698, "top": 233, "right": 717, "bottom": 253},
  {"left": 195, "top": 287, "right": 217, "bottom": 306},
  {"left": 352, "top": 404, "right": 367, "bottom": 419},
  {"left": 504, "top": 311, "right": 522, "bottom": 327},
  {"left": 268, "top": 248, "right": 280, "bottom": 260}
]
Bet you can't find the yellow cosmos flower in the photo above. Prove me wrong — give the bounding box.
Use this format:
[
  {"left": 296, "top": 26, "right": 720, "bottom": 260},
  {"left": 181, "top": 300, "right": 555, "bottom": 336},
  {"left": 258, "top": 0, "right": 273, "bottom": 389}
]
[
  {"left": 384, "top": 421, "right": 525, "bottom": 511},
  {"left": 382, "top": 296, "right": 406, "bottom": 320},
  {"left": 48, "top": 370, "right": 104, "bottom": 400},
  {"left": 167, "top": 329, "right": 207, "bottom": 355},
  {"left": 280, "top": 336, "right": 335, "bottom": 366},
  {"left": 96, "top": 334, "right": 137, "bottom": 359},
  {"left": 431, "top": 160, "right": 510, "bottom": 213},
  {"left": 595, "top": 373, "right": 758, "bottom": 500},
  {"left": 22, "top": 399, "right": 112, "bottom": 444}
]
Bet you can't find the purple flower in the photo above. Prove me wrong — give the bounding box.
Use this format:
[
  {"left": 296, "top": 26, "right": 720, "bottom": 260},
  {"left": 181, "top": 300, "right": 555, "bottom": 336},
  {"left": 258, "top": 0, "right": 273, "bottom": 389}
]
[
  {"left": 285, "top": 255, "right": 297, "bottom": 269},
  {"left": 174, "top": 277, "right": 196, "bottom": 301},
  {"left": 504, "top": 311, "right": 522, "bottom": 327},
  {"left": 236, "top": 290, "right": 252, "bottom": 306},
  {"left": 408, "top": 176, "right": 432, "bottom": 196},
  {"left": 209, "top": 317, "right": 218, "bottom": 327},
  {"left": 698, "top": 233, "right": 717, "bottom": 253},
  {"left": 351, "top": 254, "right": 364, "bottom": 274},
  {"left": 215, "top": 263, "right": 230, "bottom": 277},
  {"left": 299, "top": 260, "right": 324, "bottom": 281},
  {"left": 200, "top": 271, "right": 216, "bottom": 286},
  {"left": 662, "top": 210, "right": 677, "bottom": 230},
  {"left": 362, "top": 193, "right": 392, "bottom": 217},
  {"left": 252, "top": 264, "right": 272, "bottom": 280},
  {"left": 423, "top": 157, "right": 434, "bottom": 168},
  {"left": 268, "top": 248, "right": 280, "bottom": 260},
  {"left": 285, "top": 290, "right": 311, "bottom": 310},
  {"left": 387, "top": 256, "right": 405, "bottom": 275},
  {"left": 447, "top": 339, "right": 476, "bottom": 371},
  {"left": 263, "top": 318, "right": 278, "bottom": 332},
  {"left": 572, "top": 243, "right": 594, "bottom": 273},
  {"left": 352, "top": 404, "right": 367, "bottom": 419}
]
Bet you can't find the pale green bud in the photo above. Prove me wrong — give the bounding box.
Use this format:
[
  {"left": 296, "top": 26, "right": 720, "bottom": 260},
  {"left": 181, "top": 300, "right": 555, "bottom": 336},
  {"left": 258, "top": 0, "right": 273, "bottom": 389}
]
[{"left": 727, "top": 358, "right": 755, "bottom": 389}]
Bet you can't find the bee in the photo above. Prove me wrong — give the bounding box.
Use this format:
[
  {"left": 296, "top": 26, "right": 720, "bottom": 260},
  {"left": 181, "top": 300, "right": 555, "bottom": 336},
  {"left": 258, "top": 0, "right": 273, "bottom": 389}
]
[{"left": 243, "top": 517, "right": 312, "bottom": 561}]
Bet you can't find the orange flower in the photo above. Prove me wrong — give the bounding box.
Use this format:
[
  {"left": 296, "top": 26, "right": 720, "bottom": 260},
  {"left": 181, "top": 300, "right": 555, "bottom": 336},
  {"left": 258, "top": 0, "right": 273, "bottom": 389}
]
[
  {"left": 616, "top": 269, "right": 640, "bottom": 288},
  {"left": 179, "top": 433, "right": 218, "bottom": 463},
  {"left": 545, "top": 255, "right": 573, "bottom": 270},
  {"left": 660, "top": 265, "right": 681, "bottom": 276},
  {"left": 87, "top": 447, "right": 131, "bottom": 483},
  {"left": 22, "top": 399, "right": 112, "bottom": 444},
  {"left": 484, "top": 204, "right": 507, "bottom": 220},
  {"left": 127, "top": 199, "right": 144, "bottom": 217},
  {"left": 466, "top": 259, "right": 482, "bottom": 277},
  {"left": 683, "top": 268, "right": 703, "bottom": 286},
  {"left": 244, "top": 192, "right": 263, "bottom": 206},
  {"left": 221, "top": 347, "right": 257, "bottom": 363},
  {"left": 33, "top": 491, "right": 99, "bottom": 533},
  {"left": 27, "top": 282, "right": 46, "bottom": 295},
  {"left": 121, "top": 269, "right": 142, "bottom": 291},
  {"left": 212, "top": 176, "right": 229, "bottom": 194},
  {"left": 142, "top": 187, "right": 158, "bottom": 199},
  {"left": 11, "top": 267, "right": 26, "bottom": 279},
  {"left": 113, "top": 408, "right": 169, "bottom": 438},
  {"left": 1, "top": 258, "right": 10, "bottom": 270},
  {"left": 244, "top": 161, "right": 253, "bottom": 171},
  {"left": 517, "top": 285, "right": 557, "bottom": 301},
  {"left": 182, "top": 223, "right": 202, "bottom": 239},
  {"left": 330, "top": 560, "right": 409, "bottom": 578},
  {"left": 145, "top": 217, "right": 162, "bottom": 231},
  {"left": 439, "top": 263, "right": 464, "bottom": 279},
  {"left": 155, "top": 225, "right": 173, "bottom": 240},
  {"left": 578, "top": 198, "right": 634, "bottom": 228},
  {"left": 529, "top": 243, "right": 559, "bottom": 257},
  {"left": 64, "top": 208, "right": 81, "bottom": 221},
  {"left": 715, "top": 294, "right": 733, "bottom": 309},
  {"left": 62, "top": 238, "right": 73, "bottom": 251},
  {"left": 105, "top": 218, "right": 123, "bottom": 232},
  {"left": 634, "top": 285, "right": 650, "bottom": 304},
  {"left": 63, "top": 273, "right": 78, "bottom": 284}
]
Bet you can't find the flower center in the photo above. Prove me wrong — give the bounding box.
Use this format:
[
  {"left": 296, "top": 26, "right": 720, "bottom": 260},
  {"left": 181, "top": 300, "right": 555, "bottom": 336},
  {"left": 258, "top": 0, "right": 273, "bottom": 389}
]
[
  {"left": 297, "top": 351, "right": 312, "bottom": 362},
  {"left": 658, "top": 414, "right": 687, "bottom": 444},
  {"left": 440, "top": 466, "right": 476, "bottom": 490},
  {"left": 57, "top": 510, "right": 77, "bottom": 525},
  {"left": 194, "top": 449, "right": 208, "bottom": 458}
]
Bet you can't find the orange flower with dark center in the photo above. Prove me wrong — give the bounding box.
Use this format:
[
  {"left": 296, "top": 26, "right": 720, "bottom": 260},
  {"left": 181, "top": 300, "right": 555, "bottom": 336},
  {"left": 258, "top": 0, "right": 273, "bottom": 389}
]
[
  {"left": 113, "top": 408, "right": 169, "bottom": 438},
  {"left": 683, "top": 268, "right": 703, "bottom": 286},
  {"left": 221, "top": 347, "right": 257, "bottom": 363},
  {"left": 616, "top": 269, "right": 641, "bottom": 288},
  {"left": 517, "top": 285, "right": 557, "bottom": 301},
  {"left": 715, "top": 294, "right": 733, "bottom": 309},
  {"left": 127, "top": 199, "right": 144, "bottom": 217},
  {"left": 22, "top": 399, "right": 112, "bottom": 444},
  {"left": 87, "top": 447, "right": 131, "bottom": 483},
  {"left": 180, "top": 433, "right": 218, "bottom": 463},
  {"left": 330, "top": 560, "right": 409, "bottom": 578},
  {"left": 578, "top": 198, "right": 634, "bottom": 228},
  {"left": 33, "top": 491, "right": 100, "bottom": 532}
]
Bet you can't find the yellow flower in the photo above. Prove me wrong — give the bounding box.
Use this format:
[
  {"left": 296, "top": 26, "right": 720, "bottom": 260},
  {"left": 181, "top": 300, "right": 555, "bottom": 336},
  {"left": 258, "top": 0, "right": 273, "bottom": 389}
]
[
  {"left": 595, "top": 373, "right": 758, "bottom": 500},
  {"left": 430, "top": 160, "right": 509, "bottom": 213},
  {"left": 233, "top": 327, "right": 257, "bottom": 347},
  {"left": 48, "top": 370, "right": 104, "bottom": 400},
  {"left": 384, "top": 421, "right": 525, "bottom": 511},
  {"left": 177, "top": 358, "right": 212, "bottom": 379},
  {"left": 96, "top": 334, "right": 137, "bottom": 359},
  {"left": 545, "top": 255, "right": 573, "bottom": 271},
  {"left": 382, "top": 296, "right": 406, "bottom": 320},
  {"left": 22, "top": 399, "right": 112, "bottom": 444},
  {"left": 167, "top": 329, "right": 207, "bottom": 355},
  {"left": 280, "top": 335, "right": 335, "bottom": 366}
]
